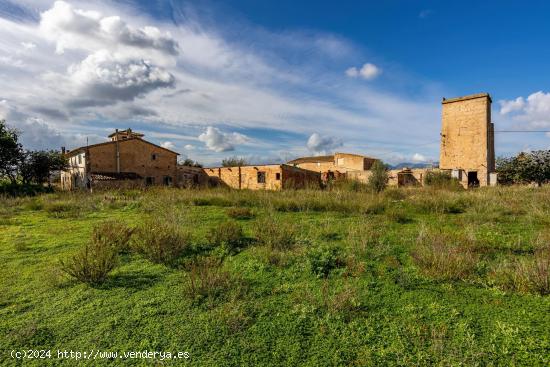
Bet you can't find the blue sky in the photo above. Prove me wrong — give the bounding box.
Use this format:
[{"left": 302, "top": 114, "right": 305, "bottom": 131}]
[{"left": 0, "top": 0, "right": 549, "bottom": 165}]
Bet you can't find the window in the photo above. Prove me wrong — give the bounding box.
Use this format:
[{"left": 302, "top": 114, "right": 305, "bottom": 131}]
[
  {"left": 78, "top": 154, "right": 82, "bottom": 164},
  {"left": 163, "top": 176, "right": 172, "bottom": 186},
  {"left": 151, "top": 153, "right": 158, "bottom": 161},
  {"left": 257, "top": 171, "right": 266, "bottom": 183},
  {"left": 275, "top": 172, "right": 281, "bottom": 180},
  {"left": 145, "top": 177, "right": 155, "bottom": 186}
]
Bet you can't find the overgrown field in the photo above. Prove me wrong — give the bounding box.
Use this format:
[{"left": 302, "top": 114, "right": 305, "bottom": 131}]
[{"left": 1, "top": 186, "right": 549, "bottom": 366}]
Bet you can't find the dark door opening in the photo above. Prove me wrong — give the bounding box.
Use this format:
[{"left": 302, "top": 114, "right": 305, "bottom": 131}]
[{"left": 467, "top": 171, "right": 479, "bottom": 187}]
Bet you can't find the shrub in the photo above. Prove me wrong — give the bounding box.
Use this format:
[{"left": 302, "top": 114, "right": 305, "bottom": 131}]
[
  {"left": 59, "top": 237, "right": 119, "bottom": 285},
  {"left": 384, "top": 188, "right": 407, "bottom": 200},
  {"left": 25, "top": 198, "right": 43, "bottom": 211},
  {"left": 320, "top": 280, "right": 361, "bottom": 317},
  {"left": 132, "top": 218, "right": 191, "bottom": 265},
  {"left": 193, "top": 196, "right": 232, "bottom": 207},
  {"left": 411, "top": 230, "right": 478, "bottom": 281},
  {"left": 424, "top": 171, "right": 462, "bottom": 190},
  {"left": 490, "top": 246, "right": 550, "bottom": 295},
  {"left": 386, "top": 207, "right": 413, "bottom": 224},
  {"left": 364, "top": 199, "right": 386, "bottom": 215},
  {"left": 45, "top": 201, "right": 81, "bottom": 218},
  {"left": 206, "top": 221, "right": 245, "bottom": 252},
  {"left": 226, "top": 207, "right": 254, "bottom": 220},
  {"left": 253, "top": 216, "right": 297, "bottom": 250},
  {"left": 92, "top": 220, "right": 134, "bottom": 253},
  {"left": 308, "top": 245, "right": 343, "bottom": 278},
  {"left": 367, "top": 160, "right": 389, "bottom": 193},
  {"left": 183, "top": 257, "right": 246, "bottom": 304},
  {"left": 0, "top": 182, "right": 53, "bottom": 197},
  {"left": 330, "top": 178, "right": 369, "bottom": 192}
]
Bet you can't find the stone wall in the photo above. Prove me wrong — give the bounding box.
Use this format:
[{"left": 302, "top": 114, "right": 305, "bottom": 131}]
[
  {"left": 347, "top": 168, "right": 431, "bottom": 187},
  {"left": 204, "top": 164, "right": 320, "bottom": 190},
  {"left": 290, "top": 153, "right": 377, "bottom": 174},
  {"left": 177, "top": 166, "right": 210, "bottom": 188}
]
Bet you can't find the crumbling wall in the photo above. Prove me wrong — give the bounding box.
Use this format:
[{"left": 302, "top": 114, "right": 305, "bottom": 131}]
[
  {"left": 177, "top": 166, "right": 210, "bottom": 188},
  {"left": 291, "top": 161, "right": 337, "bottom": 173},
  {"left": 282, "top": 165, "right": 321, "bottom": 189},
  {"left": 204, "top": 164, "right": 319, "bottom": 190}
]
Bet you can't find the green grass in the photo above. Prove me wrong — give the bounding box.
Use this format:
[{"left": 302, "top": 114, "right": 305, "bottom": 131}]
[{"left": 0, "top": 187, "right": 549, "bottom": 366}]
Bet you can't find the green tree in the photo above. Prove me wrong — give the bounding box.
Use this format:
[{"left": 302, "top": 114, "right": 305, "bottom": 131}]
[
  {"left": 0, "top": 120, "right": 24, "bottom": 183},
  {"left": 179, "top": 158, "right": 203, "bottom": 167},
  {"left": 20, "top": 150, "right": 68, "bottom": 184},
  {"left": 496, "top": 151, "right": 550, "bottom": 186},
  {"left": 367, "top": 160, "right": 389, "bottom": 193},
  {"left": 221, "top": 156, "right": 249, "bottom": 167}
]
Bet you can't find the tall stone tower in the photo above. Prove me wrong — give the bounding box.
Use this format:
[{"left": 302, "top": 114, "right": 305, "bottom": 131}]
[{"left": 439, "top": 93, "right": 495, "bottom": 187}]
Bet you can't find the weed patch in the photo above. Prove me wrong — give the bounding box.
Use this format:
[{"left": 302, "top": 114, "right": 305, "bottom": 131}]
[
  {"left": 132, "top": 218, "right": 192, "bottom": 265},
  {"left": 206, "top": 221, "right": 246, "bottom": 253},
  {"left": 253, "top": 215, "right": 298, "bottom": 250},
  {"left": 308, "top": 245, "right": 343, "bottom": 278},
  {"left": 412, "top": 230, "right": 478, "bottom": 281},
  {"left": 226, "top": 207, "right": 254, "bottom": 220},
  {"left": 183, "top": 257, "right": 247, "bottom": 305}
]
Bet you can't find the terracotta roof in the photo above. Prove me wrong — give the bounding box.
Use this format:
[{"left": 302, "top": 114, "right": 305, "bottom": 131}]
[
  {"left": 65, "top": 137, "right": 179, "bottom": 157},
  {"left": 287, "top": 155, "right": 334, "bottom": 164}
]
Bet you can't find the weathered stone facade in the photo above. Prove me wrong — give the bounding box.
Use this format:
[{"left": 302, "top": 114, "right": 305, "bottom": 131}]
[
  {"left": 61, "top": 129, "right": 178, "bottom": 190},
  {"left": 440, "top": 93, "right": 496, "bottom": 187},
  {"left": 288, "top": 153, "right": 377, "bottom": 177},
  {"left": 204, "top": 164, "right": 320, "bottom": 190}
]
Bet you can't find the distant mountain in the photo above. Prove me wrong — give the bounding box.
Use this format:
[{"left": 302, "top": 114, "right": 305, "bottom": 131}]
[{"left": 388, "top": 162, "right": 439, "bottom": 170}]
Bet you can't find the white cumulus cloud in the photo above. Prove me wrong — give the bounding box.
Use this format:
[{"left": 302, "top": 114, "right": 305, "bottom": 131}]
[
  {"left": 346, "top": 62, "right": 381, "bottom": 80},
  {"left": 499, "top": 91, "right": 550, "bottom": 128},
  {"left": 40, "top": 1, "right": 178, "bottom": 57},
  {"left": 161, "top": 141, "right": 175, "bottom": 150},
  {"left": 411, "top": 153, "right": 427, "bottom": 162},
  {"left": 198, "top": 126, "right": 250, "bottom": 152},
  {"left": 306, "top": 133, "right": 343, "bottom": 155},
  {"left": 66, "top": 50, "right": 175, "bottom": 107},
  {"left": 500, "top": 97, "right": 525, "bottom": 115}
]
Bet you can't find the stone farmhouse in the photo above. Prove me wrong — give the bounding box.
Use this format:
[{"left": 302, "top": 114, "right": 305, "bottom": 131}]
[
  {"left": 61, "top": 129, "right": 179, "bottom": 190},
  {"left": 61, "top": 92, "right": 497, "bottom": 190}
]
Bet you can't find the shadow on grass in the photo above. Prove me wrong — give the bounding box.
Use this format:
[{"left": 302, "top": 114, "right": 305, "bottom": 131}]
[{"left": 100, "top": 270, "right": 164, "bottom": 290}]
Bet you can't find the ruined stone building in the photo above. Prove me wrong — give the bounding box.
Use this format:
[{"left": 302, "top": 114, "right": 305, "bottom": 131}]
[
  {"left": 288, "top": 152, "right": 378, "bottom": 182},
  {"left": 204, "top": 164, "right": 320, "bottom": 190},
  {"left": 61, "top": 129, "right": 178, "bottom": 190},
  {"left": 439, "top": 93, "right": 496, "bottom": 187}
]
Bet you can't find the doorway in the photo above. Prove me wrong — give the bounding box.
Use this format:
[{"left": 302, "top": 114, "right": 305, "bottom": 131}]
[{"left": 467, "top": 171, "right": 479, "bottom": 187}]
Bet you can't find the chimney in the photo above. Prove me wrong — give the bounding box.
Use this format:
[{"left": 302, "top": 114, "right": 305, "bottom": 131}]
[{"left": 61, "top": 146, "right": 66, "bottom": 154}]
